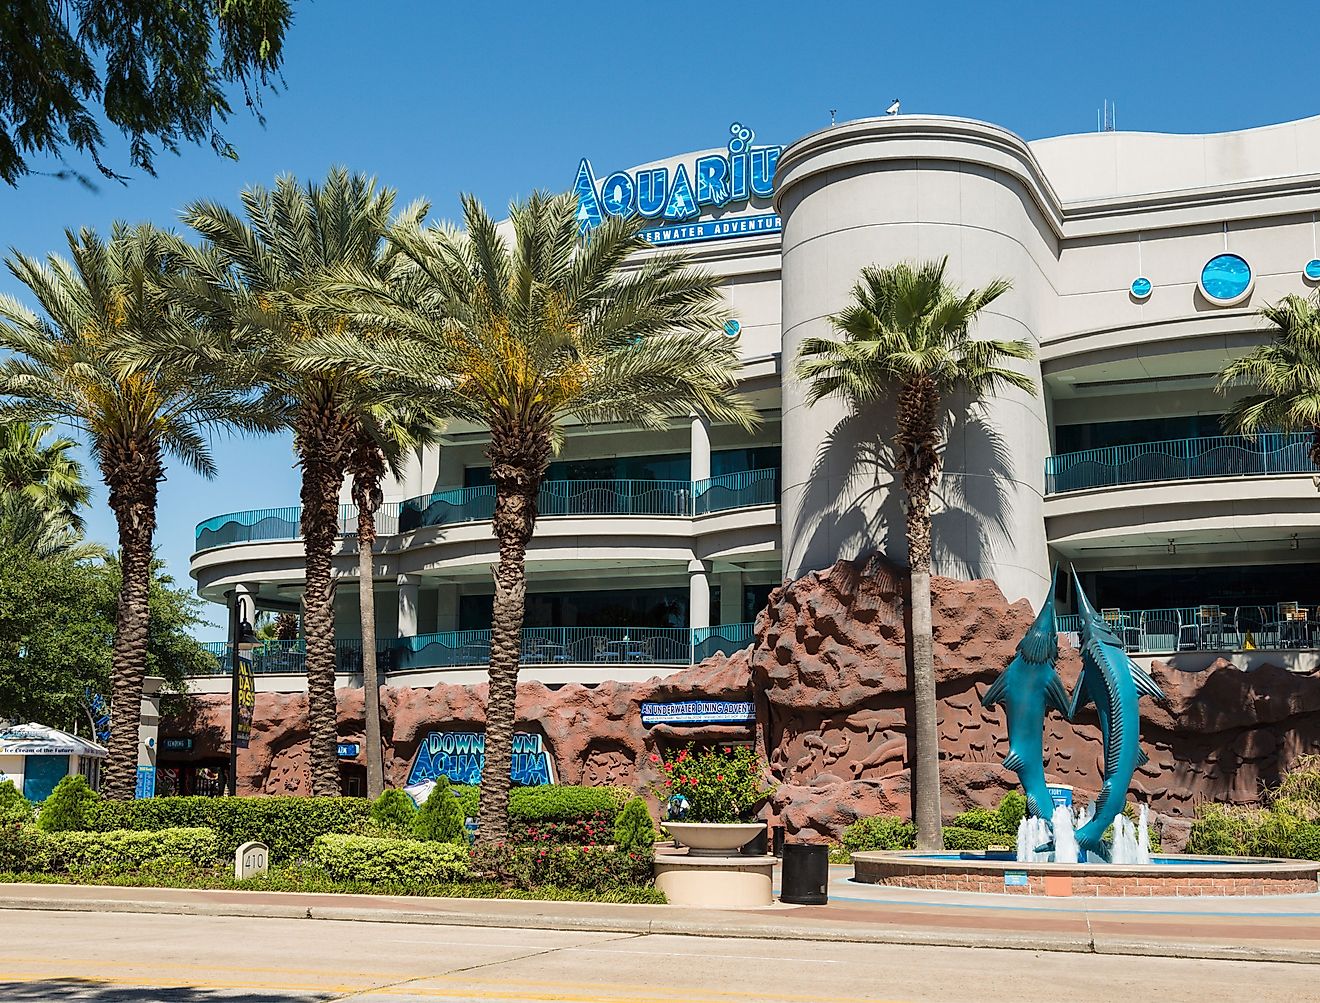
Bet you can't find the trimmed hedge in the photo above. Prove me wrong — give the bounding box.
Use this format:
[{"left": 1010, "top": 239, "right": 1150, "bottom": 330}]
[
  {"left": 941, "top": 826, "right": 1007, "bottom": 852},
  {"left": 0, "top": 781, "right": 33, "bottom": 826},
  {"left": 840, "top": 817, "right": 916, "bottom": 853},
  {"left": 90, "top": 796, "right": 373, "bottom": 862},
  {"left": 0, "top": 823, "right": 52, "bottom": 872},
  {"left": 447, "top": 784, "right": 628, "bottom": 844},
  {"left": 50, "top": 827, "right": 219, "bottom": 874},
  {"left": 309, "top": 834, "right": 469, "bottom": 884},
  {"left": 470, "top": 843, "right": 654, "bottom": 893}
]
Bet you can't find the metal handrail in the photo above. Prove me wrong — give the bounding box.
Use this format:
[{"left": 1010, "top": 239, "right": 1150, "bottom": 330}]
[
  {"left": 195, "top": 470, "right": 780, "bottom": 548},
  {"left": 1055, "top": 603, "right": 1320, "bottom": 653},
  {"left": 1044, "top": 432, "right": 1314, "bottom": 494},
  {"left": 193, "top": 623, "right": 758, "bottom": 675}
]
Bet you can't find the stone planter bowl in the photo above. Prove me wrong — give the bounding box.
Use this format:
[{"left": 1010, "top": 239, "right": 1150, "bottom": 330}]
[{"left": 666, "top": 822, "right": 766, "bottom": 857}]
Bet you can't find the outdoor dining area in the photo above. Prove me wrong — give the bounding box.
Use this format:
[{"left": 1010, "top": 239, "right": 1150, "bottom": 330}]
[{"left": 1057, "top": 602, "right": 1320, "bottom": 654}]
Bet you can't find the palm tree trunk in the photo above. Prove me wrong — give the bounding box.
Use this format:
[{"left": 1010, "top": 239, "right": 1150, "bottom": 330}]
[
  {"left": 351, "top": 438, "right": 387, "bottom": 799},
  {"left": 477, "top": 425, "right": 549, "bottom": 846},
  {"left": 296, "top": 403, "right": 353, "bottom": 798},
  {"left": 897, "top": 380, "right": 944, "bottom": 851},
  {"left": 100, "top": 446, "right": 162, "bottom": 800}
]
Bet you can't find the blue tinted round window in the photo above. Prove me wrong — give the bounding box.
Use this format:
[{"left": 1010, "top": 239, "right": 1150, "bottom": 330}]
[
  {"left": 1305, "top": 259, "right": 1320, "bottom": 282},
  {"left": 1199, "top": 253, "right": 1252, "bottom": 305},
  {"left": 1130, "top": 277, "right": 1152, "bottom": 299}
]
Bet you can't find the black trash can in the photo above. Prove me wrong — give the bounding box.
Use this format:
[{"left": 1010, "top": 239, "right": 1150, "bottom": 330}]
[
  {"left": 771, "top": 825, "right": 785, "bottom": 858},
  {"left": 739, "top": 825, "right": 769, "bottom": 856},
  {"left": 780, "top": 842, "right": 829, "bottom": 904}
]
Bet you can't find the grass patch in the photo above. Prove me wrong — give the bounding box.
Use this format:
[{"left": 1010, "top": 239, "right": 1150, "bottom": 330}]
[{"left": 0, "top": 867, "right": 666, "bottom": 905}]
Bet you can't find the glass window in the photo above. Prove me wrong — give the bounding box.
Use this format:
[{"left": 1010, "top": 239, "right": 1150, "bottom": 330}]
[
  {"left": 1054, "top": 414, "right": 1227, "bottom": 454},
  {"left": 459, "top": 588, "right": 689, "bottom": 631}
]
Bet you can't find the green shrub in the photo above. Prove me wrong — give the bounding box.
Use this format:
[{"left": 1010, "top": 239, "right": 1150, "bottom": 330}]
[
  {"left": 997, "top": 791, "right": 1027, "bottom": 834},
  {"left": 451, "top": 784, "right": 480, "bottom": 819},
  {"left": 450, "top": 785, "right": 628, "bottom": 845},
  {"left": 949, "top": 806, "right": 1010, "bottom": 835},
  {"left": 1274, "top": 754, "right": 1320, "bottom": 810},
  {"left": 369, "top": 789, "right": 417, "bottom": 835},
  {"left": 470, "top": 843, "right": 653, "bottom": 892},
  {"left": 840, "top": 816, "right": 916, "bottom": 853},
  {"left": 35, "top": 775, "right": 98, "bottom": 832},
  {"left": 0, "top": 823, "right": 52, "bottom": 871},
  {"left": 48, "top": 827, "right": 218, "bottom": 875},
  {"left": 0, "top": 781, "right": 34, "bottom": 825},
  {"left": 309, "top": 834, "right": 469, "bottom": 884},
  {"left": 413, "top": 778, "right": 466, "bottom": 844},
  {"left": 613, "top": 798, "right": 655, "bottom": 853},
  {"left": 89, "top": 795, "right": 373, "bottom": 862},
  {"left": 1289, "top": 822, "right": 1320, "bottom": 861},
  {"left": 655, "top": 745, "right": 767, "bottom": 823},
  {"left": 1186, "top": 802, "right": 1262, "bottom": 856},
  {"left": 941, "top": 826, "right": 1007, "bottom": 852}
]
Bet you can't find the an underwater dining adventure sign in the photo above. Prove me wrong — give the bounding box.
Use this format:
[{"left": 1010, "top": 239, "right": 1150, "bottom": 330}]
[
  {"left": 406, "top": 730, "right": 554, "bottom": 786},
  {"left": 573, "top": 122, "right": 782, "bottom": 247}
]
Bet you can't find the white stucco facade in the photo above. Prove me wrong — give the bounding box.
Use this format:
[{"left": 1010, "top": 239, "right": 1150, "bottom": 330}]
[{"left": 190, "top": 112, "right": 1320, "bottom": 686}]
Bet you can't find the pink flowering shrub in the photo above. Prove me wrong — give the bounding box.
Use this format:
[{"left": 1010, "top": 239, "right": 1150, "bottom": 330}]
[{"left": 653, "top": 744, "right": 767, "bottom": 823}]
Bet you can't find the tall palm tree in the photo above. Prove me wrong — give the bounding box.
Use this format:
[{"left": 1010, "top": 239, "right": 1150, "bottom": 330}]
[
  {"left": 303, "top": 191, "right": 758, "bottom": 842},
  {"left": 0, "top": 493, "right": 104, "bottom": 560},
  {"left": 0, "top": 421, "right": 91, "bottom": 532},
  {"left": 0, "top": 224, "right": 266, "bottom": 798},
  {"left": 795, "top": 258, "right": 1035, "bottom": 850},
  {"left": 348, "top": 406, "right": 442, "bottom": 798},
  {"left": 1218, "top": 294, "right": 1320, "bottom": 461},
  {"left": 170, "top": 168, "right": 426, "bottom": 795}
]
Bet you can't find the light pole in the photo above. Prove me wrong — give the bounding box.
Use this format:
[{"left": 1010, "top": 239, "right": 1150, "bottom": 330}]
[{"left": 229, "top": 590, "right": 259, "bottom": 796}]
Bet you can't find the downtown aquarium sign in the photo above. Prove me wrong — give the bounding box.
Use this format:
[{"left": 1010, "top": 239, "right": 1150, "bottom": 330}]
[{"left": 574, "top": 122, "right": 781, "bottom": 246}]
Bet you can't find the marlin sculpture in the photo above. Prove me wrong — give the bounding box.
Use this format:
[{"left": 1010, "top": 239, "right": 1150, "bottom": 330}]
[
  {"left": 981, "top": 567, "right": 1070, "bottom": 832},
  {"left": 1068, "top": 567, "right": 1166, "bottom": 860}
]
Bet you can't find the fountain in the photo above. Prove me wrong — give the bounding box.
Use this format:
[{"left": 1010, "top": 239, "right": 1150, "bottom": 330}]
[{"left": 851, "top": 566, "right": 1320, "bottom": 896}]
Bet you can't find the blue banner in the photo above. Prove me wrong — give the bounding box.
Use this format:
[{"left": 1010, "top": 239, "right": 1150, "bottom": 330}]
[
  {"left": 640, "top": 700, "right": 756, "bottom": 726},
  {"left": 135, "top": 765, "right": 156, "bottom": 799}
]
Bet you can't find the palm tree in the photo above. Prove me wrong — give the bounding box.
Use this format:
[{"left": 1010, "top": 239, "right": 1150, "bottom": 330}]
[
  {"left": 171, "top": 168, "right": 426, "bottom": 795},
  {"left": 0, "top": 224, "right": 266, "bottom": 798},
  {"left": 795, "top": 258, "right": 1035, "bottom": 850},
  {"left": 0, "top": 493, "right": 104, "bottom": 560},
  {"left": 1218, "top": 294, "right": 1320, "bottom": 461},
  {"left": 304, "top": 191, "right": 758, "bottom": 842},
  {"left": 348, "top": 407, "right": 441, "bottom": 798},
  {"left": 0, "top": 421, "right": 91, "bottom": 532}
]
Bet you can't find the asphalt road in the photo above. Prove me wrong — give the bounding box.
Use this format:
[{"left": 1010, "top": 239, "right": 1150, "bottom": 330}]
[{"left": 0, "top": 908, "right": 1313, "bottom": 1002}]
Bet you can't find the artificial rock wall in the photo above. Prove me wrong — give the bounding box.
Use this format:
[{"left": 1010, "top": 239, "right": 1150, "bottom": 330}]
[{"left": 169, "top": 556, "right": 1320, "bottom": 845}]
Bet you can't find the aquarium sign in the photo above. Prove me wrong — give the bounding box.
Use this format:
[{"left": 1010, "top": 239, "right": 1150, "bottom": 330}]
[
  {"left": 406, "top": 730, "right": 553, "bottom": 786},
  {"left": 640, "top": 700, "right": 756, "bottom": 726},
  {"left": 574, "top": 122, "right": 781, "bottom": 246}
]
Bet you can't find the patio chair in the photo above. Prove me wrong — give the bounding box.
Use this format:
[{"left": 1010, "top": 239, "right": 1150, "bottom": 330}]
[
  {"left": 1102, "top": 608, "right": 1140, "bottom": 652},
  {"left": 1139, "top": 610, "right": 1181, "bottom": 653}
]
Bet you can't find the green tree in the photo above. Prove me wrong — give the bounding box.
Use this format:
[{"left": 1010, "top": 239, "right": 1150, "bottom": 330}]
[
  {"left": 613, "top": 797, "right": 656, "bottom": 853},
  {"left": 0, "top": 0, "right": 293, "bottom": 185},
  {"left": 0, "top": 493, "right": 103, "bottom": 560},
  {"left": 0, "top": 546, "right": 208, "bottom": 728},
  {"left": 170, "top": 168, "right": 427, "bottom": 796},
  {"left": 0, "top": 224, "right": 267, "bottom": 798},
  {"left": 0, "top": 421, "right": 91, "bottom": 532},
  {"left": 1218, "top": 294, "right": 1320, "bottom": 461},
  {"left": 308, "top": 191, "right": 758, "bottom": 843},
  {"left": 369, "top": 788, "right": 416, "bottom": 836},
  {"left": 795, "top": 258, "right": 1034, "bottom": 850}
]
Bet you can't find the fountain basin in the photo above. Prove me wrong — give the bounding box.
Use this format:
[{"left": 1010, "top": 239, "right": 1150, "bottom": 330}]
[{"left": 851, "top": 851, "right": 1320, "bottom": 896}]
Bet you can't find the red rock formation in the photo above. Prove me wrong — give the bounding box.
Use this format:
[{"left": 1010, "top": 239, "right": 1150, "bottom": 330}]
[{"left": 164, "top": 555, "right": 1320, "bottom": 847}]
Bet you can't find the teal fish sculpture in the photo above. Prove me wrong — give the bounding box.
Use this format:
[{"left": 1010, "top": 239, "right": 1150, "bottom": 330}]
[
  {"left": 1068, "top": 567, "right": 1166, "bottom": 860},
  {"left": 981, "top": 568, "right": 1069, "bottom": 826}
]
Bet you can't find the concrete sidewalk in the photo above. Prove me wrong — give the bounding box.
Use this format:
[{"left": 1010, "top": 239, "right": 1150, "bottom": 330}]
[{"left": 4, "top": 865, "right": 1320, "bottom": 964}]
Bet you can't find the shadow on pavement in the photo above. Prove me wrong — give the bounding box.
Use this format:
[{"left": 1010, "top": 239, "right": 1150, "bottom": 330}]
[{"left": 0, "top": 980, "right": 328, "bottom": 1001}]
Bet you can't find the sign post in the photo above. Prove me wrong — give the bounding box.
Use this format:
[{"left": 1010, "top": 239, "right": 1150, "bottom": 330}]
[{"left": 229, "top": 589, "right": 257, "bottom": 796}]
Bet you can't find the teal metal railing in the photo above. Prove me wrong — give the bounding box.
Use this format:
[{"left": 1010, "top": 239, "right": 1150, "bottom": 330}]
[
  {"left": 693, "top": 468, "right": 779, "bottom": 515},
  {"left": 1055, "top": 603, "right": 1320, "bottom": 653},
  {"left": 197, "top": 470, "right": 780, "bottom": 548},
  {"left": 194, "top": 623, "right": 758, "bottom": 675},
  {"left": 1044, "top": 433, "right": 1315, "bottom": 494}
]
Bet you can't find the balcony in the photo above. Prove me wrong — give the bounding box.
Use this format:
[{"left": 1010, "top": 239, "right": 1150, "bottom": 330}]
[
  {"left": 194, "top": 623, "right": 758, "bottom": 675},
  {"left": 1056, "top": 603, "right": 1320, "bottom": 654},
  {"left": 1044, "top": 433, "right": 1315, "bottom": 495},
  {"left": 194, "top": 470, "right": 780, "bottom": 551}
]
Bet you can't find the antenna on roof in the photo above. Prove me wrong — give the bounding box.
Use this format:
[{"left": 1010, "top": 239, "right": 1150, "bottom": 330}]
[
  {"left": 829, "top": 108, "right": 837, "bottom": 126},
  {"left": 1098, "top": 99, "right": 1116, "bottom": 132}
]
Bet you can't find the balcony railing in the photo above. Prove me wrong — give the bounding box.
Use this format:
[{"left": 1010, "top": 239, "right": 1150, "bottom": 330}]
[
  {"left": 195, "top": 469, "right": 779, "bottom": 549},
  {"left": 1056, "top": 603, "right": 1320, "bottom": 653},
  {"left": 1044, "top": 433, "right": 1315, "bottom": 494},
  {"left": 195, "top": 624, "right": 757, "bottom": 675}
]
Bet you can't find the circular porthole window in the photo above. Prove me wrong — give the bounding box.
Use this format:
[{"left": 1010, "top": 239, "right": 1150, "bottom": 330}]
[
  {"left": 1198, "top": 253, "right": 1253, "bottom": 306},
  {"left": 1304, "top": 259, "right": 1320, "bottom": 283},
  {"left": 1130, "top": 276, "right": 1152, "bottom": 301},
  {"left": 723, "top": 318, "right": 741, "bottom": 338}
]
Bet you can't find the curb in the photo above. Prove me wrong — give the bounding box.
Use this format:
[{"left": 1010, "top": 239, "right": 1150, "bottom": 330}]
[{"left": 3, "top": 888, "right": 1319, "bottom": 964}]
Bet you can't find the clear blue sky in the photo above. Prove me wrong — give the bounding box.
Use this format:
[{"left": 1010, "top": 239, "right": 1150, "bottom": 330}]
[{"left": 0, "top": 1, "right": 1313, "bottom": 639}]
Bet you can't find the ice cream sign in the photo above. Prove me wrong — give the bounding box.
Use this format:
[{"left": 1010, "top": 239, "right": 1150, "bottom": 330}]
[{"left": 573, "top": 122, "right": 781, "bottom": 246}]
